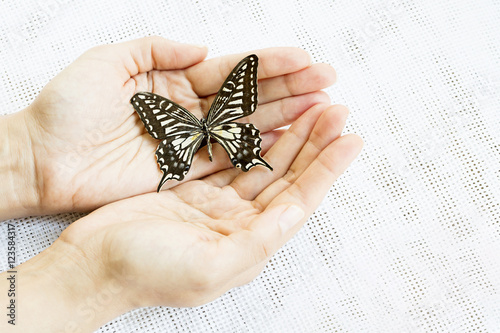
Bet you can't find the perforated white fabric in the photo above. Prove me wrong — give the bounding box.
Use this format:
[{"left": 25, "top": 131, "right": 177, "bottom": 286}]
[{"left": 1, "top": 0, "right": 499, "bottom": 332}]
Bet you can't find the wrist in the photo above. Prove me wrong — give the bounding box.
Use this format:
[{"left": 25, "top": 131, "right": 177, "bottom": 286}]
[
  {"left": 0, "top": 237, "right": 133, "bottom": 332},
  {"left": 0, "top": 108, "right": 42, "bottom": 220}
]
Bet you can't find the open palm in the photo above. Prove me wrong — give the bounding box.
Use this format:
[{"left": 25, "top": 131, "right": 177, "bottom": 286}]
[
  {"left": 26, "top": 36, "right": 335, "bottom": 214},
  {"left": 61, "top": 103, "right": 362, "bottom": 308}
]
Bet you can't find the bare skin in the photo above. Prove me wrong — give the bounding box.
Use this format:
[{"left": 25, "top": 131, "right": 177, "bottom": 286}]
[
  {"left": 2, "top": 36, "right": 337, "bottom": 218},
  {"left": 0, "top": 37, "right": 362, "bottom": 332}
]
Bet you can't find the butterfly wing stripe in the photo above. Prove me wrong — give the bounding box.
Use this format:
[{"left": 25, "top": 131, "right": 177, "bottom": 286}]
[
  {"left": 131, "top": 92, "right": 202, "bottom": 140},
  {"left": 209, "top": 122, "right": 272, "bottom": 172},
  {"left": 155, "top": 132, "right": 205, "bottom": 191},
  {"left": 206, "top": 55, "right": 258, "bottom": 126}
]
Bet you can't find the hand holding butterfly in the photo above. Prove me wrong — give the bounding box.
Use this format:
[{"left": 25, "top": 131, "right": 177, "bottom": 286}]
[
  {"left": 0, "top": 103, "right": 362, "bottom": 331},
  {"left": 0, "top": 36, "right": 336, "bottom": 219}
]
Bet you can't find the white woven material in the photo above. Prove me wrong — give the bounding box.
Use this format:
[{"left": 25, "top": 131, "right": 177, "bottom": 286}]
[{"left": 1, "top": 0, "right": 499, "bottom": 332}]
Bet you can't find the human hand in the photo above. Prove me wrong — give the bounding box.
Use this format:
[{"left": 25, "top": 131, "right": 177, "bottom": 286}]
[
  {"left": 43, "top": 103, "right": 361, "bottom": 330},
  {"left": 10, "top": 36, "right": 335, "bottom": 217},
  {"left": 0, "top": 103, "right": 361, "bottom": 332}
]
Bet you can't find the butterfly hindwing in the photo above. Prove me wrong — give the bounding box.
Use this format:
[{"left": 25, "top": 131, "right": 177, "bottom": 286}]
[
  {"left": 155, "top": 132, "right": 205, "bottom": 191},
  {"left": 206, "top": 55, "right": 258, "bottom": 126},
  {"left": 131, "top": 92, "right": 202, "bottom": 140},
  {"left": 209, "top": 122, "right": 272, "bottom": 172}
]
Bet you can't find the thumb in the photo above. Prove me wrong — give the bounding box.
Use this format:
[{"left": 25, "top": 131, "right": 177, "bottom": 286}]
[
  {"left": 276, "top": 204, "right": 306, "bottom": 236},
  {"left": 225, "top": 204, "right": 306, "bottom": 273}
]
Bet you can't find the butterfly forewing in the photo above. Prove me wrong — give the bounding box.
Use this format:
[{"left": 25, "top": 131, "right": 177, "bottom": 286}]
[
  {"left": 209, "top": 122, "right": 272, "bottom": 172},
  {"left": 131, "top": 92, "right": 202, "bottom": 139},
  {"left": 207, "top": 55, "right": 258, "bottom": 126},
  {"left": 130, "top": 92, "right": 205, "bottom": 190}
]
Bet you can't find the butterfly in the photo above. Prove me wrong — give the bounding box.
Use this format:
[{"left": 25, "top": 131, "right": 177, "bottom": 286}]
[{"left": 130, "top": 54, "right": 272, "bottom": 192}]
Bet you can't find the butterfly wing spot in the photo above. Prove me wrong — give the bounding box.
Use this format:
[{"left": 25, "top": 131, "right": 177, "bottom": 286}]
[
  {"left": 228, "top": 99, "right": 243, "bottom": 105},
  {"left": 182, "top": 164, "right": 190, "bottom": 176}
]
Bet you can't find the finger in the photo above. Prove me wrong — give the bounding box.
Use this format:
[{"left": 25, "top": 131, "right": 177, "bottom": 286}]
[
  {"left": 242, "top": 91, "right": 330, "bottom": 133},
  {"left": 84, "top": 36, "right": 208, "bottom": 81},
  {"left": 228, "top": 103, "right": 335, "bottom": 200},
  {"left": 218, "top": 204, "right": 303, "bottom": 275},
  {"left": 202, "top": 63, "right": 336, "bottom": 109},
  {"left": 263, "top": 134, "right": 363, "bottom": 222},
  {"left": 224, "top": 134, "right": 363, "bottom": 269},
  {"left": 254, "top": 105, "right": 349, "bottom": 206},
  {"left": 230, "top": 258, "right": 270, "bottom": 288},
  {"left": 257, "top": 63, "right": 337, "bottom": 104},
  {"left": 185, "top": 47, "right": 312, "bottom": 97}
]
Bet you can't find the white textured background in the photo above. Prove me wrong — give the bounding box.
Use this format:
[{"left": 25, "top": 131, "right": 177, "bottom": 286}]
[{"left": 1, "top": 0, "right": 500, "bottom": 332}]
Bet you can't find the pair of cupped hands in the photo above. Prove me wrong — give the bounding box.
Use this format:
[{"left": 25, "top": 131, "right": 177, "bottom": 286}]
[{"left": 3, "top": 36, "right": 362, "bottom": 330}]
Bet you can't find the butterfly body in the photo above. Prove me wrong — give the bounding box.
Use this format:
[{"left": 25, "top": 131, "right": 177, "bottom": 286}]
[
  {"left": 131, "top": 54, "right": 272, "bottom": 192},
  {"left": 199, "top": 118, "right": 214, "bottom": 162}
]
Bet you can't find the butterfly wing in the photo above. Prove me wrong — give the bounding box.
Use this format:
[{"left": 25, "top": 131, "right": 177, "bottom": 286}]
[
  {"left": 154, "top": 133, "right": 204, "bottom": 191},
  {"left": 130, "top": 92, "right": 204, "bottom": 191},
  {"left": 131, "top": 92, "right": 202, "bottom": 139},
  {"left": 209, "top": 122, "right": 272, "bottom": 172},
  {"left": 206, "top": 54, "right": 258, "bottom": 126}
]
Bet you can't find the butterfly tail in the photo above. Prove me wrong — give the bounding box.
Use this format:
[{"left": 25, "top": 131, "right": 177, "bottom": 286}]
[
  {"left": 157, "top": 173, "right": 170, "bottom": 192},
  {"left": 240, "top": 156, "right": 273, "bottom": 172},
  {"left": 258, "top": 157, "right": 273, "bottom": 172}
]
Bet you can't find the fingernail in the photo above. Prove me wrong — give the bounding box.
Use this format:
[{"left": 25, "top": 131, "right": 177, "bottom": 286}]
[
  {"left": 193, "top": 44, "right": 207, "bottom": 49},
  {"left": 278, "top": 205, "right": 305, "bottom": 235}
]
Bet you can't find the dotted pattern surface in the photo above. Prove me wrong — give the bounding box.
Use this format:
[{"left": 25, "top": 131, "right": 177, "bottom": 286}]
[{"left": 1, "top": 0, "right": 499, "bottom": 332}]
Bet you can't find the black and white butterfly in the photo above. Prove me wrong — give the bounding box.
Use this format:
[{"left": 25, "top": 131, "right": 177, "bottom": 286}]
[{"left": 130, "top": 54, "right": 272, "bottom": 192}]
